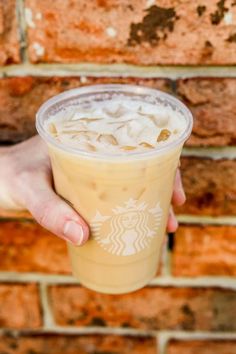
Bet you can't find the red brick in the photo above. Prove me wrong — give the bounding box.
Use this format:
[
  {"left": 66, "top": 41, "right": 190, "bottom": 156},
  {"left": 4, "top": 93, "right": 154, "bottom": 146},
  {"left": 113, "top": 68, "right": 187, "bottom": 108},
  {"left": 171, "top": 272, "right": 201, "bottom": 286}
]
[
  {"left": 0, "top": 220, "right": 70, "bottom": 273},
  {"left": 0, "top": 76, "right": 169, "bottom": 142},
  {"left": 25, "top": 0, "right": 236, "bottom": 65},
  {"left": 1, "top": 76, "right": 236, "bottom": 147},
  {"left": 0, "top": 334, "right": 157, "bottom": 354},
  {"left": 178, "top": 157, "right": 236, "bottom": 216},
  {"left": 177, "top": 78, "right": 236, "bottom": 146},
  {"left": 0, "top": 158, "right": 235, "bottom": 220},
  {"left": 167, "top": 340, "right": 236, "bottom": 354},
  {"left": 172, "top": 225, "right": 236, "bottom": 276},
  {"left": 49, "top": 286, "right": 236, "bottom": 331},
  {"left": 0, "top": 283, "right": 41, "bottom": 328},
  {"left": 0, "top": 219, "right": 161, "bottom": 275},
  {"left": 0, "top": 0, "right": 21, "bottom": 64}
]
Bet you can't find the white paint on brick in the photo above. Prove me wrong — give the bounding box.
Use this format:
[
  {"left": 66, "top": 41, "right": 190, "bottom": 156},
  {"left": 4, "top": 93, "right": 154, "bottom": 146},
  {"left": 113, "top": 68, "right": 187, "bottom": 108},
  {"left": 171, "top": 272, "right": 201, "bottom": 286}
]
[
  {"left": 146, "top": 0, "right": 156, "bottom": 8},
  {"left": 24, "top": 8, "right": 36, "bottom": 28},
  {"left": 32, "top": 42, "right": 45, "bottom": 57},
  {"left": 224, "top": 12, "right": 233, "bottom": 25},
  {"left": 80, "top": 75, "right": 88, "bottom": 83},
  {"left": 35, "top": 12, "right": 42, "bottom": 21},
  {"left": 106, "top": 27, "right": 117, "bottom": 38}
]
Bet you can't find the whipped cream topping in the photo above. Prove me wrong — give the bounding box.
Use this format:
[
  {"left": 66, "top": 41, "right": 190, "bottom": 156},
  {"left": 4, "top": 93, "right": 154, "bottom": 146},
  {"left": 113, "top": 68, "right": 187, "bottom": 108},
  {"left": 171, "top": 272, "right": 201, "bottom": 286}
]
[{"left": 45, "top": 99, "right": 187, "bottom": 154}]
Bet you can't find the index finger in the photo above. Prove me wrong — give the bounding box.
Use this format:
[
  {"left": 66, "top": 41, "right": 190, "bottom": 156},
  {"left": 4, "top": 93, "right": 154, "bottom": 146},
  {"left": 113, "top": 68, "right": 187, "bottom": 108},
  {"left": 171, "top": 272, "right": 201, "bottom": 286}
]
[{"left": 171, "top": 168, "right": 186, "bottom": 206}]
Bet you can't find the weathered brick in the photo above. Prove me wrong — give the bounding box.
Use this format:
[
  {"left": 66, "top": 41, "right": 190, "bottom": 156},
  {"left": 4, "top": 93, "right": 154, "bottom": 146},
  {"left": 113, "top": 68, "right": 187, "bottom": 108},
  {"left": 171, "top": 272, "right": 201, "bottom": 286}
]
[
  {"left": 25, "top": 0, "right": 236, "bottom": 64},
  {"left": 0, "top": 219, "right": 161, "bottom": 275},
  {"left": 1, "top": 76, "right": 236, "bottom": 147},
  {"left": 172, "top": 225, "right": 236, "bottom": 276},
  {"left": 178, "top": 157, "right": 236, "bottom": 216},
  {"left": 0, "top": 76, "right": 168, "bottom": 143},
  {"left": 49, "top": 286, "right": 236, "bottom": 331},
  {"left": 177, "top": 78, "right": 236, "bottom": 146},
  {"left": 0, "top": 220, "right": 70, "bottom": 273},
  {"left": 167, "top": 340, "right": 236, "bottom": 354},
  {"left": 0, "top": 0, "right": 21, "bottom": 64},
  {"left": 0, "top": 333, "right": 157, "bottom": 354},
  {"left": 0, "top": 157, "right": 235, "bottom": 219},
  {"left": 0, "top": 157, "right": 235, "bottom": 218},
  {"left": 0, "top": 283, "right": 41, "bottom": 328}
]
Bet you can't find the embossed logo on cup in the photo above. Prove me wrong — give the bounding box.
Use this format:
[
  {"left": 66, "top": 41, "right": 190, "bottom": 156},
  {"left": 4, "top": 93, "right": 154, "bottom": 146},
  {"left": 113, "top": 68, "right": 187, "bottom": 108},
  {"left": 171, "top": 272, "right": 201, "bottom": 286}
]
[{"left": 91, "top": 199, "right": 162, "bottom": 256}]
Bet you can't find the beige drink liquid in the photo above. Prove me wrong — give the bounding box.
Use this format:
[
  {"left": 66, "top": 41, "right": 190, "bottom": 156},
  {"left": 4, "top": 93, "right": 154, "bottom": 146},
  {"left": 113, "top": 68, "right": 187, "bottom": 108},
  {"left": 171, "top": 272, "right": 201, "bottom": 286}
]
[{"left": 36, "top": 85, "right": 192, "bottom": 294}]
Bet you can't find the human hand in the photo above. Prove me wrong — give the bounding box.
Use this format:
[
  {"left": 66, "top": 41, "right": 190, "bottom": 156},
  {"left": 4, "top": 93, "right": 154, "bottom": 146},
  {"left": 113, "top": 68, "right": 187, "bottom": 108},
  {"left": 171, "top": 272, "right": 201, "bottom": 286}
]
[
  {"left": 167, "top": 168, "right": 186, "bottom": 232},
  {"left": 0, "top": 135, "right": 89, "bottom": 246},
  {"left": 0, "top": 136, "right": 185, "bottom": 244}
]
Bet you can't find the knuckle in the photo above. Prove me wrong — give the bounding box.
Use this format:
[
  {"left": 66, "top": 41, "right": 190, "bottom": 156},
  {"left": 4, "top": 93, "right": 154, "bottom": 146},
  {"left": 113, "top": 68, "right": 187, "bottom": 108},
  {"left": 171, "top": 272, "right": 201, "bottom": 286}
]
[
  {"left": 15, "top": 163, "right": 39, "bottom": 182},
  {"left": 15, "top": 170, "right": 32, "bottom": 186},
  {"left": 0, "top": 152, "right": 16, "bottom": 179},
  {"left": 36, "top": 199, "right": 56, "bottom": 227},
  {"left": 14, "top": 166, "right": 49, "bottom": 189}
]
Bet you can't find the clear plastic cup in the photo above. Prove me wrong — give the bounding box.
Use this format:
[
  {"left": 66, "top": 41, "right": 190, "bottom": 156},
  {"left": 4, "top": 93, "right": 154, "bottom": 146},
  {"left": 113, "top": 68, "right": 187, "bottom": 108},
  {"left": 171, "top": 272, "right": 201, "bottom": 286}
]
[{"left": 36, "top": 84, "right": 193, "bottom": 294}]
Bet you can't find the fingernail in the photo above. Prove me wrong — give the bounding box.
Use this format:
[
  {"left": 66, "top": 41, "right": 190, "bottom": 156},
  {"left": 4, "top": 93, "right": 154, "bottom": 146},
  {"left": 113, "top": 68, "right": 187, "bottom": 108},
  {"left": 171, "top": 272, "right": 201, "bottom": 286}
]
[{"left": 63, "top": 221, "right": 84, "bottom": 246}]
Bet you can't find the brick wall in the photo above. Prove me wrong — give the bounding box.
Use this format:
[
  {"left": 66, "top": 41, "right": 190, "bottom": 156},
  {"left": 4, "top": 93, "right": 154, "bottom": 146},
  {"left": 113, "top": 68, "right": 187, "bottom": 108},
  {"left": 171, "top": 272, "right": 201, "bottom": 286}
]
[{"left": 0, "top": 1, "right": 236, "bottom": 353}]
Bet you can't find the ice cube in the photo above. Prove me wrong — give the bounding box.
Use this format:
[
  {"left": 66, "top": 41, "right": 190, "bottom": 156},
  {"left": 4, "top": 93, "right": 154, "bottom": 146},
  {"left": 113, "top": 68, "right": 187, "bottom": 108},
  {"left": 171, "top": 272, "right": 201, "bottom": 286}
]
[
  {"left": 157, "top": 129, "right": 171, "bottom": 142},
  {"left": 97, "top": 134, "right": 118, "bottom": 145},
  {"left": 103, "top": 104, "right": 126, "bottom": 118},
  {"left": 79, "top": 117, "right": 103, "bottom": 123},
  {"left": 121, "top": 145, "right": 137, "bottom": 151},
  {"left": 48, "top": 123, "right": 57, "bottom": 135},
  {"left": 127, "top": 120, "right": 143, "bottom": 137},
  {"left": 139, "top": 142, "right": 155, "bottom": 149}
]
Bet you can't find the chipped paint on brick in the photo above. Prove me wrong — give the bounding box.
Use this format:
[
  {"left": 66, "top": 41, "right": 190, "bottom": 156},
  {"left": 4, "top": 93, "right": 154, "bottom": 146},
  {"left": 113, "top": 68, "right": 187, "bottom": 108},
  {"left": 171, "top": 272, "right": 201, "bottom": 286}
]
[
  {"left": 227, "top": 32, "right": 236, "bottom": 42},
  {"left": 35, "top": 12, "right": 42, "bottom": 21},
  {"left": 80, "top": 76, "right": 88, "bottom": 83},
  {"left": 201, "top": 40, "right": 214, "bottom": 61},
  {"left": 224, "top": 12, "right": 233, "bottom": 24},
  {"left": 127, "top": 5, "right": 178, "bottom": 46},
  {"left": 210, "top": 0, "right": 229, "bottom": 25},
  {"left": 25, "top": 8, "right": 36, "bottom": 29},
  {"left": 196, "top": 5, "right": 206, "bottom": 17},
  {"left": 32, "top": 42, "right": 45, "bottom": 57}
]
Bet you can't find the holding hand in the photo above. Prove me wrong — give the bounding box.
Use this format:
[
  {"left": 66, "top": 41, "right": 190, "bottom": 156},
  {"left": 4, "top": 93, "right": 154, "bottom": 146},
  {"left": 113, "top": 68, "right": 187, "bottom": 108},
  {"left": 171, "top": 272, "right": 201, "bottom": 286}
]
[{"left": 0, "top": 135, "right": 185, "bottom": 244}]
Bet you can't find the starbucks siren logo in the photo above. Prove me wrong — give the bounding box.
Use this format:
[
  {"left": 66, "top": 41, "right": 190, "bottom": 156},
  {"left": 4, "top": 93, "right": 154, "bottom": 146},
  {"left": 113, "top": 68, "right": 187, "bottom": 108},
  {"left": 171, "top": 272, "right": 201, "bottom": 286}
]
[{"left": 91, "top": 199, "right": 162, "bottom": 256}]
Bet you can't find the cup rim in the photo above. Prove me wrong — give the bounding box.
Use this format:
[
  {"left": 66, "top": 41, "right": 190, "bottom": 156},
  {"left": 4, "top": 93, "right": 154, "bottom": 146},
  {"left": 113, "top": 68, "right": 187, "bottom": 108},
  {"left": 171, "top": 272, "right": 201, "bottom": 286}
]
[{"left": 36, "top": 84, "right": 193, "bottom": 160}]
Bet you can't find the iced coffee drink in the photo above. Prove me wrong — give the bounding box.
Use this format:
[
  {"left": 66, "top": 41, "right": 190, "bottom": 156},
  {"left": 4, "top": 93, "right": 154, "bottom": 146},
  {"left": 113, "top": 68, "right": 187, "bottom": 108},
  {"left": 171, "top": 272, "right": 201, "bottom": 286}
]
[{"left": 36, "top": 84, "right": 192, "bottom": 294}]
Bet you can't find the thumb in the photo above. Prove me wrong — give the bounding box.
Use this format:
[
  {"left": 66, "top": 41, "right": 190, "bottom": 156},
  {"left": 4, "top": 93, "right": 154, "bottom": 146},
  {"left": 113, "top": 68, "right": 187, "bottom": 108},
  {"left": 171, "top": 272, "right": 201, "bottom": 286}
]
[{"left": 18, "top": 172, "right": 89, "bottom": 245}]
